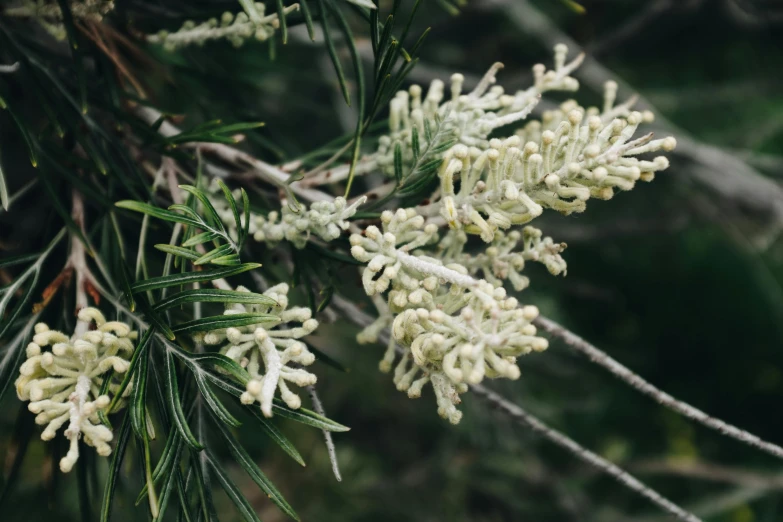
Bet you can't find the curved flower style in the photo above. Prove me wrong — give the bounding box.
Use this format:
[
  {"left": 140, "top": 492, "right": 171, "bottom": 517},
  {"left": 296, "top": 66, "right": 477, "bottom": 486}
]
[
  {"left": 15, "top": 307, "right": 136, "bottom": 472},
  {"left": 204, "top": 284, "right": 318, "bottom": 417}
]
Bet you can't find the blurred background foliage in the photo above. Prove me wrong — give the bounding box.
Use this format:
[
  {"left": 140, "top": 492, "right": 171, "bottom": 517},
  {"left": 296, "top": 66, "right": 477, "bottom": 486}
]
[{"left": 1, "top": 0, "right": 783, "bottom": 521}]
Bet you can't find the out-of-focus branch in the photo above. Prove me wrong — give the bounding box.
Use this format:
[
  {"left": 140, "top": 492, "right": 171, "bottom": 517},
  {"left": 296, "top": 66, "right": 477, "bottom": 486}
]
[
  {"left": 632, "top": 459, "right": 783, "bottom": 489},
  {"left": 328, "top": 294, "right": 700, "bottom": 522},
  {"left": 533, "top": 315, "right": 783, "bottom": 460},
  {"left": 470, "top": 384, "right": 701, "bottom": 522},
  {"left": 133, "top": 105, "right": 332, "bottom": 203}
]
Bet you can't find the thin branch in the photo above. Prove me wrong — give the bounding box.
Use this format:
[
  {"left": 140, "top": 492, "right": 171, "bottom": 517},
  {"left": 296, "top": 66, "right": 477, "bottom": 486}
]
[
  {"left": 133, "top": 106, "right": 331, "bottom": 204},
  {"left": 587, "top": 0, "right": 675, "bottom": 56},
  {"left": 307, "top": 386, "right": 342, "bottom": 482},
  {"left": 470, "top": 383, "right": 702, "bottom": 522},
  {"left": 534, "top": 315, "right": 783, "bottom": 460},
  {"left": 632, "top": 459, "right": 783, "bottom": 489},
  {"left": 328, "top": 294, "right": 698, "bottom": 521}
]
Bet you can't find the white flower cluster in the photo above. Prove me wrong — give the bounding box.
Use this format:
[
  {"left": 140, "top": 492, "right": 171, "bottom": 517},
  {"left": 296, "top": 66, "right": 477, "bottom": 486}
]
[
  {"left": 425, "top": 77, "right": 676, "bottom": 242},
  {"left": 347, "top": 47, "right": 677, "bottom": 424},
  {"left": 204, "top": 284, "right": 318, "bottom": 417},
  {"left": 438, "top": 226, "right": 567, "bottom": 291},
  {"left": 15, "top": 308, "right": 136, "bottom": 472},
  {"left": 148, "top": 3, "right": 300, "bottom": 51},
  {"left": 4, "top": 0, "right": 114, "bottom": 40},
  {"left": 350, "top": 210, "right": 550, "bottom": 423},
  {"left": 303, "top": 44, "right": 584, "bottom": 187},
  {"left": 209, "top": 180, "right": 366, "bottom": 249},
  {"left": 251, "top": 197, "right": 366, "bottom": 249}
]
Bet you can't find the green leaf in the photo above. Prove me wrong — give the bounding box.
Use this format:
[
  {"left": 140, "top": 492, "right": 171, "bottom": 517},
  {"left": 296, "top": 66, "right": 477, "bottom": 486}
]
[
  {"left": 152, "top": 438, "right": 183, "bottom": 522},
  {"left": 0, "top": 253, "right": 39, "bottom": 270},
  {"left": 0, "top": 315, "right": 38, "bottom": 403},
  {"left": 0, "top": 155, "right": 7, "bottom": 211},
  {"left": 247, "top": 408, "right": 306, "bottom": 466},
  {"left": 189, "top": 353, "right": 251, "bottom": 385},
  {"left": 216, "top": 179, "right": 242, "bottom": 243},
  {"left": 178, "top": 185, "right": 227, "bottom": 237},
  {"left": 165, "top": 351, "right": 204, "bottom": 451},
  {"left": 241, "top": 188, "right": 251, "bottom": 247},
  {"left": 119, "top": 262, "right": 137, "bottom": 313},
  {"left": 198, "top": 370, "right": 348, "bottom": 431},
  {"left": 393, "top": 141, "right": 403, "bottom": 184},
  {"left": 130, "top": 263, "right": 261, "bottom": 293},
  {"left": 271, "top": 400, "right": 351, "bottom": 432},
  {"left": 193, "top": 370, "right": 241, "bottom": 427},
  {"left": 211, "top": 412, "right": 299, "bottom": 520},
  {"left": 130, "top": 341, "right": 151, "bottom": 438},
  {"left": 561, "top": 0, "right": 586, "bottom": 14},
  {"left": 172, "top": 313, "right": 279, "bottom": 335},
  {"left": 330, "top": 2, "right": 366, "bottom": 198},
  {"left": 154, "top": 244, "right": 200, "bottom": 262},
  {"left": 318, "top": 0, "right": 350, "bottom": 105},
  {"left": 167, "top": 204, "right": 203, "bottom": 224},
  {"left": 299, "top": 0, "right": 316, "bottom": 40},
  {"left": 0, "top": 406, "right": 34, "bottom": 506},
  {"left": 115, "top": 200, "right": 200, "bottom": 228},
  {"left": 182, "top": 231, "right": 220, "bottom": 247},
  {"left": 137, "top": 296, "right": 176, "bottom": 341},
  {"left": 204, "top": 449, "right": 262, "bottom": 522},
  {"left": 153, "top": 433, "right": 183, "bottom": 485},
  {"left": 275, "top": 0, "right": 288, "bottom": 44},
  {"left": 210, "top": 254, "right": 242, "bottom": 266},
  {"left": 0, "top": 93, "right": 38, "bottom": 167},
  {"left": 194, "top": 244, "right": 235, "bottom": 266},
  {"left": 154, "top": 289, "right": 278, "bottom": 312},
  {"left": 100, "top": 415, "right": 132, "bottom": 522},
  {"left": 411, "top": 125, "right": 420, "bottom": 161}
]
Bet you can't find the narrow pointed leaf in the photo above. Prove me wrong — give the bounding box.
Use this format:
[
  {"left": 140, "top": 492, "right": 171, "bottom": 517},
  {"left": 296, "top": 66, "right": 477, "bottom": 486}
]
[
  {"left": 154, "top": 244, "right": 200, "bottom": 262},
  {"left": 130, "top": 264, "right": 261, "bottom": 293},
  {"left": 247, "top": 408, "right": 306, "bottom": 466},
  {"left": 204, "top": 450, "right": 262, "bottom": 522},
  {"left": 194, "top": 371, "right": 241, "bottom": 427},
  {"left": 211, "top": 413, "right": 299, "bottom": 520},
  {"left": 190, "top": 353, "right": 251, "bottom": 385},
  {"left": 216, "top": 179, "right": 241, "bottom": 242},
  {"left": 182, "top": 231, "right": 220, "bottom": 248},
  {"left": 154, "top": 289, "right": 277, "bottom": 311},
  {"left": 194, "top": 244, "right": 235, "bottom": 266},
  {"left": 100, "top": 416, "right": 132, "bottom": 522},
  {"left": 116, "top": 201, "right": 200, "bottom": 227},
  {"left": 172, "top": 313, "right": 279, "bottom": 334},
  {"left": 210, "top": 254, "right": 241, "bottom": 266},
  {"left": 165, "top": 351, "right": 204, "bottom": 450},
  {"left": 241, "top": 188, "right": 250, "bottom": 247},
  {"left": 178, "top": 185, "right": 226, "bottom": 236},
  {"left": 272, "top": 399, "right": 351, "bottom": 432}
]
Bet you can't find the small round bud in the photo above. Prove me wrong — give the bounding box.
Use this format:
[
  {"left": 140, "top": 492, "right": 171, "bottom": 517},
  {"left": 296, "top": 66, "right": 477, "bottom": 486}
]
[
  {"left": 247, "top": 380, "right": 263, "bottom": 396},
  {"left": 522, "top": 305, "right": 539, "bottom": 321}
]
